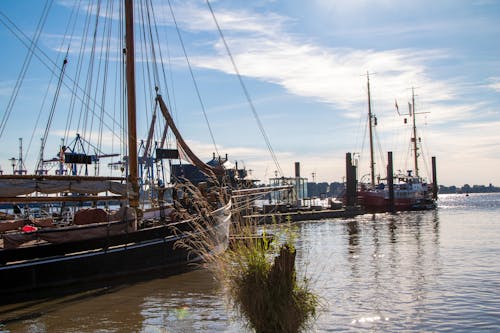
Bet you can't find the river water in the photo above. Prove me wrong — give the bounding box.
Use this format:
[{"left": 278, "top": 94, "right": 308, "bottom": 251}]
[{"left": 1, "top": 193, "right": 499, "bottom": 332}]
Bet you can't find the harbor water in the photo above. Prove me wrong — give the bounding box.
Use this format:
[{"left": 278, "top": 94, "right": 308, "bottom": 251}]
[{"left": 1, "top": 193, "right": 499, "bottom": 332}]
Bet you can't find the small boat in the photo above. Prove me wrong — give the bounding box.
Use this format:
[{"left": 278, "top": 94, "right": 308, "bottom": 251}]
[
  {"left": 0, "top": 0, "right": 231, "bottom": 304},
  {"left": 355, "top": 74, "right": 436, "bottom": 212}
]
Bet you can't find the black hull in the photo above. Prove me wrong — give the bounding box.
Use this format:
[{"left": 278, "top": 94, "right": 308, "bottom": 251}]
[{"left": 0, "top": 204, "right": 231, "bottom": 305}]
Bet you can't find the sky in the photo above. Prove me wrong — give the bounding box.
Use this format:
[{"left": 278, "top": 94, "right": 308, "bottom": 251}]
[{"left": 0, "top": 0, "right": 499, "bottom": 187}]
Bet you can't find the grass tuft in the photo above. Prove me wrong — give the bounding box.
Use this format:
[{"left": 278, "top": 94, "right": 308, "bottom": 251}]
[{"left": 171, "top": 178, "right": 318, "bottom": 332}]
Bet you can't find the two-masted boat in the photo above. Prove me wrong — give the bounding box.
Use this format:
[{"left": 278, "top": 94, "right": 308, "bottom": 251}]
[
  {"left": 356, "top": 75, "right": 437, "bottom": 212},
  {"left": 0, "top": 0, "right": 231, "bottom": 304}
]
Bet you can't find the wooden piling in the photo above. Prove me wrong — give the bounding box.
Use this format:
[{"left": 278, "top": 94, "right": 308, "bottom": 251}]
[
  {"left": 345, "top": 153, "right": 357, "bottom": 207},
  {"left": 432, "top": 156, "right": 438, "bottom": 200},
  {"left": 387, "top": 151, "right": 395, "bottom": 212}
]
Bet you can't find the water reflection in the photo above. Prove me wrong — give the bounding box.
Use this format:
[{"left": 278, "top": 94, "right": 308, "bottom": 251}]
[
  {"left": 0, "top": 270, "right": 238, "bottom": 332},
  {"left": 2, "top": 195, "right": 500, "bottom": 332},
  {"left": 346, "top": 220, "right": 359, "bottom": 256},
  {"left": 302, "top": 210, "right": 444, "bottom": 331}
]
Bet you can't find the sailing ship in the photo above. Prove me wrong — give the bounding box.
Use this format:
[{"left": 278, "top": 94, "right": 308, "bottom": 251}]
[
  {"left": 356, "top": 74, "right": 437, "bottom": 212},
  {"left": 0, "top": 0, "right": 232, "bottom": 304}
]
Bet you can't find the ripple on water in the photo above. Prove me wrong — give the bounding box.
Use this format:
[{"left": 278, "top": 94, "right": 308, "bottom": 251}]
[{"left": 2, "top": 194, "right": 500, "bottom": 332}]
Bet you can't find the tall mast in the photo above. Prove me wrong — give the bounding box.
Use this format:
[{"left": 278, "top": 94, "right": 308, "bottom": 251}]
[
  {"left": 411, "top": 87, "right": 419, "bottom": 177},
  {"left": 367, "top": 72, "right": 375, "bottom": 187},
  {"left": 125, "top": 0, "right": 139, "bottom": 208}
]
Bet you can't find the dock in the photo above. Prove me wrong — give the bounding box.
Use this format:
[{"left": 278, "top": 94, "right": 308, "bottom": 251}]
[{"left": 243, "top": 206, "right": 363, "bottom": 224}]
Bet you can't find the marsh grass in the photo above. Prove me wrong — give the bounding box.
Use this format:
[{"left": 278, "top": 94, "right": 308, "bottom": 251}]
[
  {"left": 171, "top": 178, "right": 318, "bottom": 333},
  {"left": 218, "top": 222, "right": 318, "bottom": 333}
]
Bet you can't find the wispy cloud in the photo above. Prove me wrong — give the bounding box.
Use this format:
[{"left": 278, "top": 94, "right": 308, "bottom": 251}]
[
  {"left": 164, "top": 2, "right": 289, "bottom": 36},
  {"left": 158, "top": 1, "right": 495, "bottom": 184},
  {"left": 177, "top": 4, "right": 460, "bottom": 119},
  {"left": 487, "top": 77, "right": 500, "bottom": 92}
]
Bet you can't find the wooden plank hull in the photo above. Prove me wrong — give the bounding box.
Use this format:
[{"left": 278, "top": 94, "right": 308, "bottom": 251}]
[{"left": 0, "top": 203, "right": 231, "bottom": 305}]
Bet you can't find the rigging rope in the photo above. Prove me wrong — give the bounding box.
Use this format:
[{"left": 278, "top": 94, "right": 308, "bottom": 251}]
[
  {"left": 167, "top": 0, "right": 220, "bottom": 158},
  {"left": 97, "top": 0, "right": 115, "bottom": 161},
  {"left": 149, "top": 0, "right": 175, "bottom": 119},
  {"left": 206, "top": 0, "right": 283, "bottom": 177},
  {"left": 0, "top": 5, "right": 123, "bottom": 147},
  {"left": 36, "top": 57, "right": 68, "bottom": 172},
  {"left": 0, "top": 0, "right": 54, "bottom": 139}
]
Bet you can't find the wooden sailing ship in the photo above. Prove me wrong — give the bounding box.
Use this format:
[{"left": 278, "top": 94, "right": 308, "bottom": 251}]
[
  {"left": 356, "top": 74, "right": 437, "bottom": 212},
  {"left": 0, "top": 0, "right": 232, "bottom": 304}
]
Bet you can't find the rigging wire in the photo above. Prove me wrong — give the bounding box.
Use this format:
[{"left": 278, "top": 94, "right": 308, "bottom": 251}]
[
  {"left": 167, "top": 0, "right": 220, "bottom": 158},
  {"left": 120, "top": 1, "right": 127, "bottom": 175},
  {"left": 97, "top": 0, "right": 115, "bottom": 160},
  {"left": 0, "top": 0, "right": 54, "bottom": 139},
  {"left": 109, "top": 1, "right": 124, "bottom": 167},
  {"left": 373, "top": 127, "right": 386, "bottom": 178},
  {"left": 149, "top": 0, "right": 176, "bottom": 118},
  {"left": 143, "top": 0, "right": 170, "bottom": 153},
  {"left": 0, "top": 6, "right": 123, "bottom": 143},
  {"left": 151, "top": 0, "right": 178, "bottom": 162},
  {"left": 29, "top": 0, "right": 82, "bottom": 169},
  {"left": 206, "top": 0, "right": 283, "bottom": 177},
  {"left": 65, "top": 0, "right": 93, "bottom": 144},
  {"left": 36, "top": 56, "right": 68, "bottom": 172},
  {"left": 138, "top": 1, "right": 154, "bottom": 144},
  {"left": 80, "top": 0, "right": 102, "bottom": 149},
  {"left": 141, "top": 0, "right": 160, "bottom": 89}
]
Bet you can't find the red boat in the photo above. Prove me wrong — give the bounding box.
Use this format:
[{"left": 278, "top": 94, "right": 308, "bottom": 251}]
[
  {"left": 358, "top": 171, "right": 436, "bottom": 212},
  {"left": 354, "top": 75, "right": 437, "bottom": 212}
]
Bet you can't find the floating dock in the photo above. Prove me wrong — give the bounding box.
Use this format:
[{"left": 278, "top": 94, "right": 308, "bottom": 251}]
[{"left": 244, "top": 206, "right": 363, "bottom": 224}]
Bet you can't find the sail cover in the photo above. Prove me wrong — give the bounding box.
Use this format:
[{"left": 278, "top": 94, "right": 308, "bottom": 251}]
[{"left": 0, "top": 178, "right": 130, "bottom": 197}]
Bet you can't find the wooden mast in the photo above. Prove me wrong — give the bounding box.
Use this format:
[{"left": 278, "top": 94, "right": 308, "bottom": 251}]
[
  {"left": 125, "top": 0, "right": 139, "bottom": 209},
  {"left": 411, "top": 87, "right": 419, "bottom": 177},
  {"left": 367, "top": 72, "right": 375, "bottom": 187}
]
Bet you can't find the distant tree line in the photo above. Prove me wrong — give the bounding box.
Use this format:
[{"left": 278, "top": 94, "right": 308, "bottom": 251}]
[{"left": 438, "top": 183, "right": 500, "bottom": 194}]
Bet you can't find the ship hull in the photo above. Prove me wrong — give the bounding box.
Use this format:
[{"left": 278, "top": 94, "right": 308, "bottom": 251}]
[
  {"left": 358, "top": 190, "right": 435, "bottom": 212},
  {"left": 0, "top": 203, "right": 231, "bottom": 304}
]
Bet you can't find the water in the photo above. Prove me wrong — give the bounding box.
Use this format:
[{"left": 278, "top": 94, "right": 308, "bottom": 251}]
[{"left": 1, "top": 193, "right": 500, "bottom": 332}]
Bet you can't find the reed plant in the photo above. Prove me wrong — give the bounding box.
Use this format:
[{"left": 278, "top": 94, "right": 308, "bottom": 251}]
[{"left": 171, "top": 178, "right": 318, "bottom": 333}]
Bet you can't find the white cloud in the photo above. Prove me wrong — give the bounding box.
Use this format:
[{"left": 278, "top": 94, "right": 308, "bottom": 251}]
[
  {"left": 152, "top": 1, "right": 289, "bottom": 37},
  {"left": 163, "top": 3, "right": 460, "bottom": 120},
  {"left": 157, "top": 2, "right": 496, "bottom": 185},
  {"left": 487, "top": 77, "right": 500, "bottom": 92}
]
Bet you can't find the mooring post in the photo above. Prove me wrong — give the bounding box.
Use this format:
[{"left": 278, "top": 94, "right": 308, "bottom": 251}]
[
  {"left": 387, "top": 151, "right": 395, "bottom": 212},
  {"left": 345, "top": 153, "right": 357, "bottom": 207},
  {"left": 432, "top": 156, "right": 438, "bottom": 200}
]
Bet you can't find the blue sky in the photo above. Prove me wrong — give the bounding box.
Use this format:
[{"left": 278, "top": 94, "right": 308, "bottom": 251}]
[{"left": 0, "top": 0, "right": 499, "bottom": 186}]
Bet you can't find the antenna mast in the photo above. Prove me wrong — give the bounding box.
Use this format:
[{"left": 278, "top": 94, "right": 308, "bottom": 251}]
[
  {"left": 367, "top": 72, "right": 375, "bottom": 186},
  {"left": 411, "top": 87, "right": 419, "bottom": 177}
]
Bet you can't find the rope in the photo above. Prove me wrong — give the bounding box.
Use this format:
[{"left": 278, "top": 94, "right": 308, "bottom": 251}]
[
  {"left": 167, "top": 0, "right": 220, "bottom": 158},
  {"left": 97, "top": 0, "right": 115, "bottom": 158},
  {"left": 206, "top": 0, "right": 283, "bottom": 177},
  {"left": 149, "top": 0, "right": 175, "bottom": 118},
  {"left": 0, "top": 4, "right": 121, "bottom": 142},
  {"left": 0, "top": 0, "right": 53, "bottom": 139},
  {"left": 36, "top": 57, "right": 68, "bottom": 172}
]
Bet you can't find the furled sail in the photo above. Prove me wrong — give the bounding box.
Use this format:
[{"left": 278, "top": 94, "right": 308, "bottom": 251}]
[{"left": 156, "top": 94, "right": 225, "bottom": 177}]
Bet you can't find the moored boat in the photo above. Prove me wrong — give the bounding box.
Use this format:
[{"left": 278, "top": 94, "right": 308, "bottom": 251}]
[
  {"left": 358, "top": 170, "right": 436, "bottom": 212},
  {"left": 355, "top": 74, "right": 436, "bottom": 212},
  {"left": 0, "top": 0, "right": 232, "bottom": 304}
]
